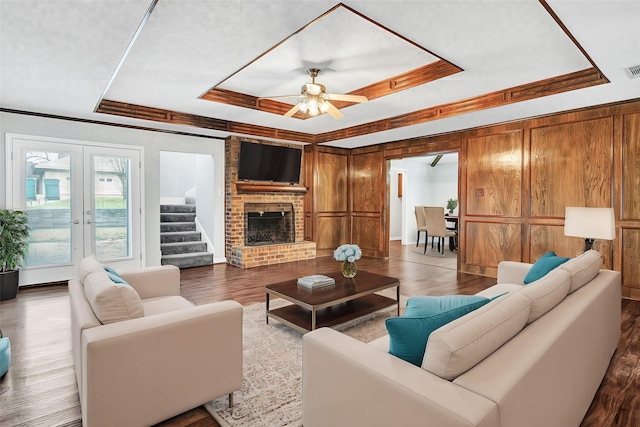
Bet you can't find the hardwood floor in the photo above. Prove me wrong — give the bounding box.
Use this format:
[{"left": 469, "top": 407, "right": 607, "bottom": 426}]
[{"left": 0, "top": 241, "right": 637, "bottom": 426}]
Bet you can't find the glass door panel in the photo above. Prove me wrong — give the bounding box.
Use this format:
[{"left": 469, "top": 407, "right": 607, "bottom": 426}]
[
  {"left": 93, "top": 155, "right": 131, "bottom": 260},
  {"left": 84, "top": 146, "right": 141, "bottom": 270},
  {"left": 24, "top": 150, "right": 74, "bottom": 267},
  {"left": 7, "top": 134, "right": 142, "bottom": 285},
  {"left": 7, "top": 137, "right": 84, "bottom": 285}
]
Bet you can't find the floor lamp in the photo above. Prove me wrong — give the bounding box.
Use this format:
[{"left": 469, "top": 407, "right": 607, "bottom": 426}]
[{"left": 564, "top": 207, "right": 615, "bottom": 252}]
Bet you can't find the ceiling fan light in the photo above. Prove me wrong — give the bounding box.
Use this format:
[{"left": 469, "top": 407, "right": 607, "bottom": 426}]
[
  {"left": 319, "top": 100, "right": 329, "bottom": 113},
  {"left": 299, "top": 101, "right": 308, "bottom": 113},
  {"left": 308, "top": 104, "right": 319, "bottom": 116},
  {"left": 307, "top": 98, "right": 318, "bottom": 110}
]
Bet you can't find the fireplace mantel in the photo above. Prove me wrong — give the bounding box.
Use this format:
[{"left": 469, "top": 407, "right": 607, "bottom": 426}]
[{"left": 236, "top": 182, "right": 307, "bottom": 194}]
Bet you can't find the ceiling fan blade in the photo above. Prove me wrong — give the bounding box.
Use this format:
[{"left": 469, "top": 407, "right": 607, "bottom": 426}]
[
  {"left": 284, "top": 103, "right": 301, "bottom": 118},
  {"left": 326, "top": 93, "right": 368, "bottom": 103},
  {"left": 325, "top": 101, "right": 344, "bottom": 120}
]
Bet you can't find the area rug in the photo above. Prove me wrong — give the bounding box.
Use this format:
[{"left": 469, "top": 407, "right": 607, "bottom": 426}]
[{"left": 205, "top": 293, "right": 405, "bottom": 426}]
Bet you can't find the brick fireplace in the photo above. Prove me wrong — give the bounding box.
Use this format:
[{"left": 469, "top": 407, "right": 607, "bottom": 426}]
[
  {"left": 244, "top": 203, "right": 294, "bottom": 246},
  {"left": 225, "top": 137, "right": 316, "bottom": 268}
]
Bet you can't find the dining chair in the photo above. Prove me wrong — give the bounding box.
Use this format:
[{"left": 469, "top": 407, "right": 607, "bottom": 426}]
[
  {"left": 423, "top": 206, "right": 457, "bottom": 254},
  {"left": 414, "top": 206, "right": 428, "bottom": 250}
]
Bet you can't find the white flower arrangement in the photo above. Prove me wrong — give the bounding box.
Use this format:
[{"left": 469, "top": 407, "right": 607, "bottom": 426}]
[{"left": 333, "top": 244, "right": 362, "bottom": 263}]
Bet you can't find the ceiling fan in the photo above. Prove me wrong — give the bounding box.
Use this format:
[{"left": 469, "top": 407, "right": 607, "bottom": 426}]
[{"left": 264, "top": 68, "right": 368, "bottom": 120}]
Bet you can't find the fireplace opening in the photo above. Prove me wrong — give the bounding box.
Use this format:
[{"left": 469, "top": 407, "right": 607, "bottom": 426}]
[{"left": 244, "top": 203, "right": 294, "bottom": 246}]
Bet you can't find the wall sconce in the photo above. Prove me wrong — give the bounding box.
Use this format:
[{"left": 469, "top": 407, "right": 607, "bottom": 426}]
[{"left": 564, "top": 207, "right": 615, "bottom": 252}]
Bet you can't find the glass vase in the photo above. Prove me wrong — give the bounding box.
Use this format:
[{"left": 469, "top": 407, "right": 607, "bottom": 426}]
[{"left": 341, "top": 260, "right": 357, "bottom": 278}]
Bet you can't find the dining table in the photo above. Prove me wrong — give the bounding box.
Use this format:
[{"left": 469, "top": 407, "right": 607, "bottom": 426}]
[{"left": 445, "top": 215, "right": 458, "bottom": 251}]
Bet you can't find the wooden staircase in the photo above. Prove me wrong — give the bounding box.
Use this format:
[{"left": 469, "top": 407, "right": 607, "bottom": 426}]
[{"left": 160, "top": 204, "right": 213, "bottom": 269}]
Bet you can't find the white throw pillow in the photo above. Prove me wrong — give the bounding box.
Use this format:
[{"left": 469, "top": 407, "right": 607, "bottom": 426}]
[
  {"left": 517, "top": 268, "right": 571, "bottom": 324},
  {"left": 83, "top": 270, "right": 144, "bottom": 324},
  {"left": 77, "top": 255, "right": 104, "bottom": 284},
  {"left": 560, "top": 250, "right": 602, "bottom": 293},
  {"left": 422, "top": 292, "right": 531, "bottom": 380}
]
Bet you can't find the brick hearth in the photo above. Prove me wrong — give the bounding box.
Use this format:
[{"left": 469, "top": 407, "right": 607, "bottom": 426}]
[{"left": 225, "top": 136, "right": 316, "bottom": 268}]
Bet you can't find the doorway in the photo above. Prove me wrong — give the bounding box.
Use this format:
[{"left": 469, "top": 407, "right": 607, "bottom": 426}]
[
  {"left": 389, "top": 152, "right": 458, "bottom": 267},
  {"left": 159, "top": 151, "right": 215, "bottom": 265},
  {"left": 5, "top": 134, "right": 143, "bottom": 285}
]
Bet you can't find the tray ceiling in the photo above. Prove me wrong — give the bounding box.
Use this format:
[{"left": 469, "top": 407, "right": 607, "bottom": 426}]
[{"left": 1, "top": 0, "right": 639, "bottom": 148}]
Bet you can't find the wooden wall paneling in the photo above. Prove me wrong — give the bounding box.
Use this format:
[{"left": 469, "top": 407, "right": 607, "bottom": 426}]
[
  {"left": 304, "top": 146, "right": 350, "bottom": 256},
  {"left": 529, "top": 223, "right": 613, "bottom": 268},
  {"left": 530, "top": 222, "right": 572, "bottom": 260},
  {"left": 303, "top": 145, "right": 315, "bottom": 241},
  {"left": 350, "top": 149, "right": 384, "bottom": 213},
  {"left": 350, "top": 148, "right": 387, "bottom": 257},
  {"left": 463, "top": 221, "right": 522, "bottom": 276},
  {"left": 316, "top": 215, "right": 349, "bottom": 257},
  {"left": 466, "top": 131, "right": 523, "bottom": 217},
  {"left": 622, "top": 113, "right": 640, "bottom": 220},
  {"left": 351, "top": 215, "right": 384, "bottom": 257},
  {"left": 622, "top": 228, "right": 640, "bottom": 299},
  {"left": 458, "top": 140, "right": 468, "bottom": 272},
  {"left": 316, "top": 150, "right": 348, "bottom": 212},
  {"left": 383, "top": 137, "right": 462, "bottom": 160},
  {"left": 374, "top": 100, "right": 639, "bottom": 295},
  {"left": 530, "top": 117, "right": 613, "bottom": 217}
]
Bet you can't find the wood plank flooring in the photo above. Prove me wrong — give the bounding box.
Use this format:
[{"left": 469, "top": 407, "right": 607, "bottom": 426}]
[{"left": 0, "top": 241, "right": 637, "bottom": 426}]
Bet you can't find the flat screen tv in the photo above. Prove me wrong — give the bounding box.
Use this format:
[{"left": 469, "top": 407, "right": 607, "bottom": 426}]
[{"left": 237, "top": 141, "right": 302, "bottom": 184}]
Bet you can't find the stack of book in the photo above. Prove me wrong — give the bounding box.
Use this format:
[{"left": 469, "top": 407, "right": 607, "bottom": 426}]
[{"left": 297, "top": 274, "right": 335, "bottom": 289}]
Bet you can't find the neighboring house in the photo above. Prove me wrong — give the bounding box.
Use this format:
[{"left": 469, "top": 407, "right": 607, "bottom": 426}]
[{"left": 30, "top": 156, "right": 124, "bottom": 201}]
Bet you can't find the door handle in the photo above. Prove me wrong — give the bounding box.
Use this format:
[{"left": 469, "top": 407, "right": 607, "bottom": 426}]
[
  {"left": 70, "top": 220, "right": 80, "bottom": 224},
  {"left": 85, "top": 220, "right": 92, "bottom": 224}
]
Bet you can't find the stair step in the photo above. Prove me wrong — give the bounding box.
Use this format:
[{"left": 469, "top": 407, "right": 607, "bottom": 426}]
[
  {"left": 161, "top": 212, "right": 196, "bottom": 223},
  {"left": 160, "top": 231, "right": 202, "bottom": 243},
  {"left": 161, "top": 241, "right": 207, "bottom": 255},
  {"left": 161, "top": 252, "right": 213, "bottom": 269},
  {"left": 161, "top": 222, "right": 196, "bottom": 232},
  {"left": 160, "top": 204, "right": 196, "bottom": 214}
]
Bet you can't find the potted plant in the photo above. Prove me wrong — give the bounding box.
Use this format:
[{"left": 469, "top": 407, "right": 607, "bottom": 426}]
[
  {"left": 446, "top": 198, "right": 458, "bottom": 215},
  {"left": 0, "top": 209, "right": 30, "bottom": 301}
]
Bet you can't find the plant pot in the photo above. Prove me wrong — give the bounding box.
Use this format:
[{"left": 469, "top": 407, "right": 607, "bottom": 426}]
[{"left": 0, "top": 270, "right": 19, "bottom": 301}]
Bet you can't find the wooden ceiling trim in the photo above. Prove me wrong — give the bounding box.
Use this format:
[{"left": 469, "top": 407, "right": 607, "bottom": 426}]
[
  {"left": 438, "top": 92, "right": 507, "bottom": 117},
  {"left": 355, "top": 61, "right": 462, "bottom": 99},
  {"left": 387, "top": 108, "right": 439, "bottom": 128},
  {"left": 314, "top": 67, "right": 608, "bottom": 143},
  {"left": 199, "top": 60, "right": 462, "bottom": 119},
  {"left": 98, "top": 67, "right": 607, "bottom": 145},
  {"left": 97, "top": 99, "right": 170, "bottom": 122},
  {"left": 96, "top": 99, "right": 315, "bottom": 143},
  {"left": 508, "top": 68, "right": 606, "bottom": 100}
]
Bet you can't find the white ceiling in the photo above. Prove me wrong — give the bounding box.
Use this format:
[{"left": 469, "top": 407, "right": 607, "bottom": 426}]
[{"left": 1, "top": 0, "right": 639, "bottom": 149}]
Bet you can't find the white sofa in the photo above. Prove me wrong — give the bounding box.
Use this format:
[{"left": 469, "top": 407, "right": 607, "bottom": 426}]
[
  {"left": 303, "top": 251, "right": 621, "bottom": 427},
  {"left": 69, "top": 256, "right": 243, "bottom": 427}
]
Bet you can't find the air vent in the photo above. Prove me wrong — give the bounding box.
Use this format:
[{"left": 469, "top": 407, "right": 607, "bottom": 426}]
[{"left": 627, "top": 65, "right": 640, "bottom": 79}]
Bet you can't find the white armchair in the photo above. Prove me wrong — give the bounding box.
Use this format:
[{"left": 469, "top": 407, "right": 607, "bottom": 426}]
[{"left": 69, "top": 257, "right": 242, "bottom": 427}]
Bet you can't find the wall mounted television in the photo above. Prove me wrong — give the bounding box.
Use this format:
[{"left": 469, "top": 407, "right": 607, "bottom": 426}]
[{"left": 237, "top": 141, "right": 302, "bottom": 184}]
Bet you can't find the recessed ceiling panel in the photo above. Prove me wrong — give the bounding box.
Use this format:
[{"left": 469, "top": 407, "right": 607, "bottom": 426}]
[{"left": 217, "top": 4, "right": 442, "bottom": 98}]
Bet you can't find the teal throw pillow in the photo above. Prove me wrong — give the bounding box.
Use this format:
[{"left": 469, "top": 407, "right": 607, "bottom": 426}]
[
  {"left": 0, "top": 337, "right": 11, "bottom": 377},
  {"left": 386, "top": 295, "right": 490, "bottom": 366},
  {"left": 523, "top": 251, "right": 570, "bottom": 284},
  {"left": 103, "top": 267, "right": 129, "bottom": 285},
  {"left": 103, "top": 266, "right": 120, "bottom": 276}
]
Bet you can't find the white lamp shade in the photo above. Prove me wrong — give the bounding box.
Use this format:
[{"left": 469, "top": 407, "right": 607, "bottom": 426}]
[{"left": 564, "top": 207, "right": 615, "bottom": 240}]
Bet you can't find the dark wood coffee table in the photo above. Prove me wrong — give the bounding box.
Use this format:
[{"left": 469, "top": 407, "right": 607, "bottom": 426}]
[{"left": 265, "top": 270, "right": 400, "bottom": 333}]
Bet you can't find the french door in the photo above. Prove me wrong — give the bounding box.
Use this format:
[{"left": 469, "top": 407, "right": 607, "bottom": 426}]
[{"left": 5, "top": 134, "right": 143, "bottom": 285}]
